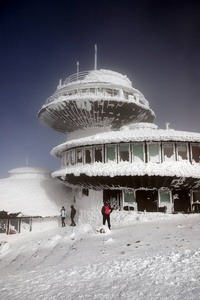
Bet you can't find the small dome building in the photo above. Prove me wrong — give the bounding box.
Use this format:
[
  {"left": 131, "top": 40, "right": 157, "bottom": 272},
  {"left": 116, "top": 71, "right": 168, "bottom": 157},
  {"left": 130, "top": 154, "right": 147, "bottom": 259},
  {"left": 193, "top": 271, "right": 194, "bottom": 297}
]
[
  {"left": 38, "top": 67, "right": 200, "bottom": 214},
  {"left": 0, "top": 167, "right": 71, "bottom": 234}
]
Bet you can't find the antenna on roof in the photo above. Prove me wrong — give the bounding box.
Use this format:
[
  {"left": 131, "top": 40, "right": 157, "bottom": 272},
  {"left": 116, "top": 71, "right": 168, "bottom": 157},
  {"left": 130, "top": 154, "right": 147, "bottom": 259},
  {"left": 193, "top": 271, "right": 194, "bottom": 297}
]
[
  {"left": 77, "top": 61, "right": 79, "bottom": 80},
  {"left": 165, "top": 122, "right": 170, "bottom": 130},
  {"left": 94, "top": 44, "right": 97, "bottom": 70}
]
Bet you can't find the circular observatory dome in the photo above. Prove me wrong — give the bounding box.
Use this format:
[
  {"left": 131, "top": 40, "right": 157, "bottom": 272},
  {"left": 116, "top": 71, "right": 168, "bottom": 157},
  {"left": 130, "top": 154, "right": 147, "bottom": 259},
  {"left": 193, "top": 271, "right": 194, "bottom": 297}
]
[{"left": 37, "top": 69, "right": 155, "bottom": 134}]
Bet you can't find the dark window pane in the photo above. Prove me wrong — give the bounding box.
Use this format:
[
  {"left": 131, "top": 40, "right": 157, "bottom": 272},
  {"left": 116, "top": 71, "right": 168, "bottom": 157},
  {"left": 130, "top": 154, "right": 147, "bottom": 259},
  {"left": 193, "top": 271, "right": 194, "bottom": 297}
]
[
  {"left": 85, "top": 148, "right": 92, "bottom": 164},
  {"left": 119, "top": 144, "right": 129, "bottom": 162},
  {"left": 94, "top": 146, "right": 103, "bottom": 162},
  {"left": 163, "top": 143, "right": 174, "bottom": 161},
  {"left": 177, "top": 144, "right": 187, "bottom": 160},
  {"left": 191, "top": 144, "right": 200, "bottom": 163}
]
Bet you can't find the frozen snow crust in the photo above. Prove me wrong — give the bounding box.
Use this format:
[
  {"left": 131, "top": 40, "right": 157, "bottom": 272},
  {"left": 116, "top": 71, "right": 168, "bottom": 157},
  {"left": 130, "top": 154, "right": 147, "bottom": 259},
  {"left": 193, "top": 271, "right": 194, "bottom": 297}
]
[
  {"left": 1, "top": 210, "right": 200, "bottom": 299},
  {"left": 52, "top": 161, "right": 200, "bottom": 180}
]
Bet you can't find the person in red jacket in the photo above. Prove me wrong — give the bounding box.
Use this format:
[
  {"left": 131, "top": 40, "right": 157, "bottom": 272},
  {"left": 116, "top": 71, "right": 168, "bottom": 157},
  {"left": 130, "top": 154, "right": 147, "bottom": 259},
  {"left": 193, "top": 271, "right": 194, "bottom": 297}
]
[{"left": 101, "top": 201, "right": 113, "bottom": 230}]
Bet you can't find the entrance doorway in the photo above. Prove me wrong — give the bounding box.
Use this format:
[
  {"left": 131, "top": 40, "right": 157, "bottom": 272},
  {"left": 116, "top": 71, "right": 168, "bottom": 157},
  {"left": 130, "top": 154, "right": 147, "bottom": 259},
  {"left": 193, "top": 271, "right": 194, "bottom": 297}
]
[
  {"left": 173, "top": 191, "right": 191, "bottom": 212},
  {"left": 103, "top": 190, "right": 122, "bottom": 210},
  {"left": 136, "top": 190, "right": 158, "bottom": 212}
]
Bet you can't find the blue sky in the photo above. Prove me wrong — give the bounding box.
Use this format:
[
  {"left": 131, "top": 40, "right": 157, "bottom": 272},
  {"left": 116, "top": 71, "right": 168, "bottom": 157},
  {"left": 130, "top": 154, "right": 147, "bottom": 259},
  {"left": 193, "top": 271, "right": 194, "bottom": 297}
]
[{"left": 1, "top": 0, "right": 200, "bottom": 178}]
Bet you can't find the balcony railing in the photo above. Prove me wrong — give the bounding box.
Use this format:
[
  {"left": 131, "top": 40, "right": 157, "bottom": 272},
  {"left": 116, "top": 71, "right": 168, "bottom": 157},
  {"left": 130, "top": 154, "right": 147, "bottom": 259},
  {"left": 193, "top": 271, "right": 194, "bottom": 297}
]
[{"left": 64, "top": 71, "right": 91, "bottom": 85}]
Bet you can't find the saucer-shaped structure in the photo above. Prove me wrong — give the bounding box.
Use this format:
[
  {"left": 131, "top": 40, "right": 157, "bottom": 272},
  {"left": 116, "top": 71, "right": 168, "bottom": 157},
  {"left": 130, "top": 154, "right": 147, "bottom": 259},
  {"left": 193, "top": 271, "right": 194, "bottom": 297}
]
[
  {"left": 50, "top": 123, "right": 200, "bottom": 213},
  {"left": 38, "top": 68, "right": 200, "bottom": 213},
  {"left": 38, "top": 69, "right": 155, "bottom": 133},
  {"left": 51, "top": 123, "right": 200, "bottom": 190}
]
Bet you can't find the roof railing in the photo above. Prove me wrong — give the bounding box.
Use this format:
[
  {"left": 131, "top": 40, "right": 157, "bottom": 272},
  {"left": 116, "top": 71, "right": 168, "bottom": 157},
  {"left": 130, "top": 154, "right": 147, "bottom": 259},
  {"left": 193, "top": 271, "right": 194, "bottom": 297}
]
[{"left": 63, "top": 70, "right": 91, "bottom": 85}]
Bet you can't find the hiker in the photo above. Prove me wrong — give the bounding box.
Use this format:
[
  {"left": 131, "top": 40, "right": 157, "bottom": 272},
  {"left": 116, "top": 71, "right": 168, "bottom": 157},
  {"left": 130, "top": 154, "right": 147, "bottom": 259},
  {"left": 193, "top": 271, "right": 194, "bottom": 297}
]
[
  {"left": 60, "top": 206, "right": 67, "bottom": 227},
  {"left": 101, "top": 201, "right": 113, "bottom": 229},
  {"left": 70, "top": 205, "right": 76, "bottom": 226}
]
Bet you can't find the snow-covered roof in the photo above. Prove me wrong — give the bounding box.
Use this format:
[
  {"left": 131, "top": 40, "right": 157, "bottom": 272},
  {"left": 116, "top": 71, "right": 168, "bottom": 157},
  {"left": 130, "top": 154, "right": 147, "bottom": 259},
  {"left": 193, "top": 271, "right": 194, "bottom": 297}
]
[
  {"left": 63, "top": 69, "right": 132, "bottom": 88},
  {"left": 83, "top": 69, "right": 132, "bottom": 87},
  {"left": 52, "top": 161, "right": 200, "bottom": 181},
  {"left": 51, "top": 123, "right": 200, "bottom": 157},
  {"left": 9, "top": 167, "right": 52, "bottom": 179}
]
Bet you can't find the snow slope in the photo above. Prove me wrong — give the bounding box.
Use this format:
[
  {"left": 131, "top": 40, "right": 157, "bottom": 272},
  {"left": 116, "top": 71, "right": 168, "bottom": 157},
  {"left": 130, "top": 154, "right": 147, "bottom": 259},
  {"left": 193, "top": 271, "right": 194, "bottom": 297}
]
[
  {"left": 0, "top": 212, "right": 200, "bottom": 299},
  {"left": 0, "top": 168, "right": 200, "bottom": 299}
]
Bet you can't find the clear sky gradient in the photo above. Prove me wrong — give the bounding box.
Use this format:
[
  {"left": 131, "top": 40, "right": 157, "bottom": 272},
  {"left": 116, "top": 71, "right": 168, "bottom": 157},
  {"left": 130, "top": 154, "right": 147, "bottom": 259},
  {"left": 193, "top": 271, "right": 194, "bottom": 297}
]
[{"left": 1, "top": 0, "right": 200, "bottom": 178}]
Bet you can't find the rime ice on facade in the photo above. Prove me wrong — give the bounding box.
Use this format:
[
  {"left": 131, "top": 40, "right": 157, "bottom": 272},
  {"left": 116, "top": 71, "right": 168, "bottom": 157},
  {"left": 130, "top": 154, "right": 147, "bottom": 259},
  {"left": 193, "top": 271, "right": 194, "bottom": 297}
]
[{"left": 38, "top": 68, "right": 200, "bottom": 213}]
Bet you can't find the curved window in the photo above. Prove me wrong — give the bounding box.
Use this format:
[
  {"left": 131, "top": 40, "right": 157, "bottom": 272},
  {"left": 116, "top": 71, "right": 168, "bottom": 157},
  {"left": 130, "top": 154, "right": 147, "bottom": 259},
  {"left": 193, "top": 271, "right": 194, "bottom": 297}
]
[
  {"left": 66, "top": 151, "right": 70, "bottom": 166},
  {"left": 132, "top": 143, "right": 144, "bottom": 162},
  {"left": 85, "top": 147, "right": 92, "bottom": 164},
  {"left": 76, "top": 148, "right": 83, "bottom": 164},
  {"left": 70, "top": 150, "right": 75, "bottom": 165},
  {"left": 61, "top": 141, "right": 200, "bottom": 167},
  {"left": 191, "top": 143, "right": 200, "bottom": 163},
  {"left": 106, "top": 145, "right": 117, "bottom": 162},
  {"left": 148, "top": 143, "right": 160, "bottom": 163},
  {"left": 94, "top": 145, "right": 103, "bottom": 162},
  {"left": 118, "top": 144, "right": 130, "bottom": 162},
  {"left": 162, "top": 143, "right": 175, "bottom": 162},
  {"left": 177, "top": 143, "right": 188, "bottom": 161}
]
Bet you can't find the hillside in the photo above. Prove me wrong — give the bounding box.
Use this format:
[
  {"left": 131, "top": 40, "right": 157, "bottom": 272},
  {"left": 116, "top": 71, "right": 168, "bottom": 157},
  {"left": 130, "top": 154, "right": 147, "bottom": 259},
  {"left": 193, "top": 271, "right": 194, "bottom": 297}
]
[{"left": 0, "top": 211, "right": 200, "bottom": 299}]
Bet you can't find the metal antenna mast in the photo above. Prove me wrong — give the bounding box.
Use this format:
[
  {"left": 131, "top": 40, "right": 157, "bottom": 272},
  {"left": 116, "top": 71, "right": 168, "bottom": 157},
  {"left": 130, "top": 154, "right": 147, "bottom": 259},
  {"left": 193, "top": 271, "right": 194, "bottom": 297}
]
[
  {"left": 94, "top": 44, "right": 97, "bottom": 70},
  {"left": 77, "top": 61, "right": 79, "bottom": 80}
]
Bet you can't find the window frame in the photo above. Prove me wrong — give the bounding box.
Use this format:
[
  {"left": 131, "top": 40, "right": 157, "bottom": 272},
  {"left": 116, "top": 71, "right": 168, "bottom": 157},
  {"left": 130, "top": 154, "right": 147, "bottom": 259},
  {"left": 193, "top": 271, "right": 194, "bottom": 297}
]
[
  {"left": 162, "top": 142, "right": 175, "bottom": 162},
  {"left": 176, "top": 143, "right": 189, "bottom": 161},
  {"left": 147, "top": 142, "right": 161, "bottom": 163},
  {"left": 159, "top": 189, "right": 171, "bottom": 204},
  {"left": 84, "top": 147, "right": 93, "bottom": 164},
  {"left": 61, "top": 152, "right": 66, "bottom": 167},
  {"left": 70, "top": 149, "right": 76, "bottom": 165},
  {"left": 76, "top": 148, "right": 84, "bottom": 164},
  {"left": 190, "top": 143, "right": 200, "bottom": 163},
  {"left": 105, "top": 144, "right": 117, "bottom": 162},
  {"left": 118, "top": 143, "right": 130, "bottom": 162},
  {"left": 124, "top": 191, "right": 135, "bottom": 204},
  {"left": 131, "top": 143, "right": 145, "bottom": 163},
  {"left": 93, "top": 145, "right": 104, "bottom": 163}
]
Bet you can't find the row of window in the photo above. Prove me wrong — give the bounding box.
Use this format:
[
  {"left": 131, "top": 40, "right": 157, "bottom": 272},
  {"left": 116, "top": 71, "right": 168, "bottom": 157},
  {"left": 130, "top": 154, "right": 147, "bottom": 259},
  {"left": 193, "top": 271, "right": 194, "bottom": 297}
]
[
  {"left": 46, "top": 87, "right": 146, "bottom": 106},
  {"left": 61, "top": 142, "right": 200, "bottom": 167},
  {"left": 124, "top": 189, "right": 171, "bottom": 203}
]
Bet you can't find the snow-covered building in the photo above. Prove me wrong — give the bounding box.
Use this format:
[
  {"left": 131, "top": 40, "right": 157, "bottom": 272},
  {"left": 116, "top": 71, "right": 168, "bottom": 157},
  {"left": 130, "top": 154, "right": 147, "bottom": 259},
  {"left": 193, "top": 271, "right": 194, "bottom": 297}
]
[
  {"left": 0, "top": 167, "right": 71, "bottom": 234},
  {"left": 38, "top": 67, "right": 200, "bottom": 213}
]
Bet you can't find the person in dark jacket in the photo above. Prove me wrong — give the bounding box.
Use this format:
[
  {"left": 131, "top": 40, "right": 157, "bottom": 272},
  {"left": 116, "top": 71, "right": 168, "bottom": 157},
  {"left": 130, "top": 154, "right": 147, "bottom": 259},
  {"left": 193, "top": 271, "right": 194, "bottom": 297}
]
[
  {"left": 101, "top": 201, "right": 113, "bottom": 230},
  {"left": 70, "top": 205, "right": 76, "bottom": 226}
]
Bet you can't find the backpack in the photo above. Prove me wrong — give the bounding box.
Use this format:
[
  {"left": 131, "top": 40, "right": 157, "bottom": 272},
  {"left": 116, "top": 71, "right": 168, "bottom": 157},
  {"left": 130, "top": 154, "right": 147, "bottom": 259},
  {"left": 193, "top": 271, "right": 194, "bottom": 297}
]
[{"left": 104, "top": 205, "right": 110, "bottom": 214}]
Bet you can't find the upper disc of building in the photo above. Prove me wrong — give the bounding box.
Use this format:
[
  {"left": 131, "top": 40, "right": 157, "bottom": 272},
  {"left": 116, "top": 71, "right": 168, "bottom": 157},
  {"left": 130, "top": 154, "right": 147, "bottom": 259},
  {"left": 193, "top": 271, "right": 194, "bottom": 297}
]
[{"left": 37, "top": 69, "right": 155, "bottom": 134}]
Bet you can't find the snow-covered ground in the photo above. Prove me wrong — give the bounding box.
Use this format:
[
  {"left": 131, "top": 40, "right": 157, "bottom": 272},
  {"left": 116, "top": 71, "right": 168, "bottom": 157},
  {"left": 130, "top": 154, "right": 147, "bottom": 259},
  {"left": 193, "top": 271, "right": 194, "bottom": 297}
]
[
  {"left": 0, "top": 168, "right": 200, "bottom": 299},
  {"left": 0, "top": 211, "right": 200, "bottom": 300}
]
